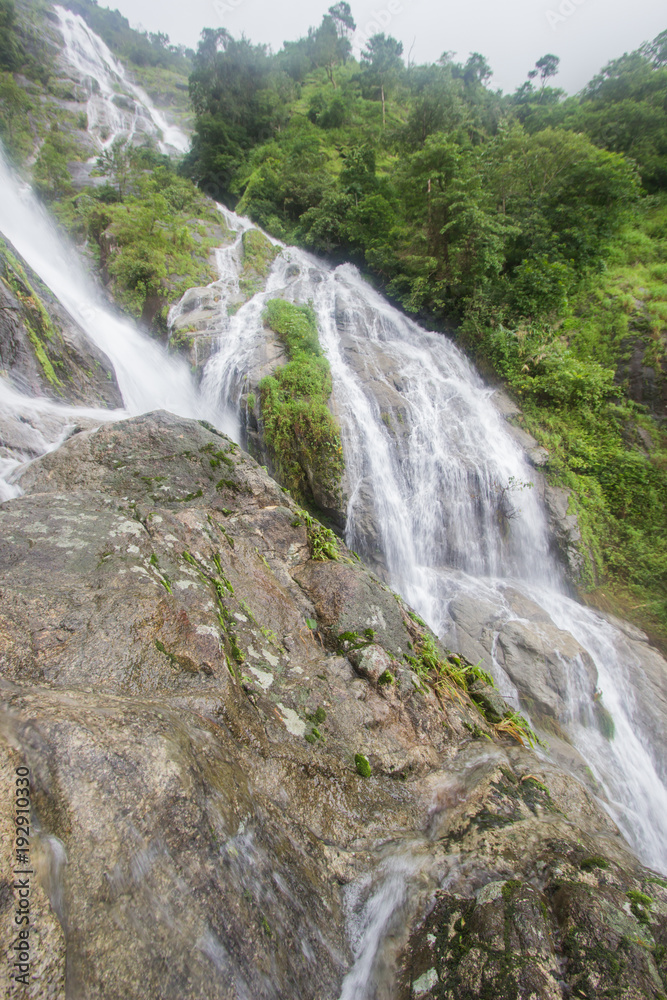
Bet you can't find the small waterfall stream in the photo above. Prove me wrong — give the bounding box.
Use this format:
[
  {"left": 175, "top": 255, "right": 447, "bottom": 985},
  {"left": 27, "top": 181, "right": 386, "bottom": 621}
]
[
  {"left": 53, "top": 5, "right": 189, "bottom": 155},
  {"left": 0, "top": 10, "right": 666, "bottom": 995}
]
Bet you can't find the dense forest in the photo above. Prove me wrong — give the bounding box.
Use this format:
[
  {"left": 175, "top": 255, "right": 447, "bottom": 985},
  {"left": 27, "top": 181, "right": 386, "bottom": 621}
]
[{"left": 1, "top": 0, "right": 666, "bottom": 643}]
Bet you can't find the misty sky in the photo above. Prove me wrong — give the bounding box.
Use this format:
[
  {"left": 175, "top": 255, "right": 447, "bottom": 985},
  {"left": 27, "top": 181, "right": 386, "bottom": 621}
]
[{"left": 110, "top": 0, "right": 665, "bottom": 94}]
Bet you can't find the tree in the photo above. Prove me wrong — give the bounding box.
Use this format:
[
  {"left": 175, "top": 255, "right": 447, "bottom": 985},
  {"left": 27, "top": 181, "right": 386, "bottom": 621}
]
[
  {"left": 361, "top": 33, "right": 404, "bottom": 125},
  {"left": 34, "top": 127, "right": 76, "bottom": 200},
  {"left": 641, "top": 29, "right": 667, "bottom": 67},
  {"left": 0, "top": 73, "right": 32, "bottom": 160},
  {"left": 535, "top": 53, "right": 560, "bottom": 88},
  {"left": 96, "top": 138, "right": 136, "bottom": 198},
  {"left": 0, "top": 0, "right": 20, "bottom": 71},
  {"left": 573, "top": 38, "right": 667, "bottom": 190},
  {"left": 462, "top": 52, "right": 492, "bottom": 87},
  {"left": 308, "top": 7, "right": 355, "bottom": 88},
  {"left": 186, "top": 28, "right": 291, "bottom": 198},
  {"left": 328, "top": 2, "right": 355, "bottom": 39},
  {"left": 339, "top": 144, "right": 377, "bottom": 203}
]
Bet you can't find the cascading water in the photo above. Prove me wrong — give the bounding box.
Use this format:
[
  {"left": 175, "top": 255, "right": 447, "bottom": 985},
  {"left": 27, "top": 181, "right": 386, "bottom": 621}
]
[
  {"left": 198, "top": 243, "right": 667, "bottom": 876},
  {"left": 53, "top": 5, "right": 188, "bottom": 155},
  {"left": 0, "top": 5, "right": 204, "bottom": 457},
  {"left": 0, "top": 378, "right": 123, "bottom": 502},
  {"left": 1, "top": 13, "right": 666, "bottom": 994},
  {"left": 0, "top": 154, "right": 203, "bottom": 422}
]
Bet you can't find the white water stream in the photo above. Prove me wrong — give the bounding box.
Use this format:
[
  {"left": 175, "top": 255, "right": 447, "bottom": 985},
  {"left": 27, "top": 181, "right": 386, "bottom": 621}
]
[
  {"left": 53, "top": 5, "right": 188, "bottom": 156},
  {"left": 0, "top": 9, "right": 666, "bottom": 994},
  {"left": 200, "top": 246, "right": 667, "bottom": 877}
]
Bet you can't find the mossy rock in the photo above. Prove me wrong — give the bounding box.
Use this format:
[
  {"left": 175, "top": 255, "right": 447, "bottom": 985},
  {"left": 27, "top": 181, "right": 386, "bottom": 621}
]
[{"left": 239, "top": 229, "right": 279, "bottom": 301}]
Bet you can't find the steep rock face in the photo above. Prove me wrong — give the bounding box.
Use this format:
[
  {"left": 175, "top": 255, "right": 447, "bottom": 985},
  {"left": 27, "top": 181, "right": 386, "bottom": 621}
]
[
  {"left": 446, "top": 586, "right": 667, "bottom": 789},
  {"left": 491, "top": 390, "right": 588, "bottom": 585},
  {"left": 617, "top": 328, "right": 667, "bottom": 419},
  {"left": 0, "top": 412, "right": 665, "bottom": 1000},
  {"left": 0, "top": 237, "right": 122, "bottom": 408}
]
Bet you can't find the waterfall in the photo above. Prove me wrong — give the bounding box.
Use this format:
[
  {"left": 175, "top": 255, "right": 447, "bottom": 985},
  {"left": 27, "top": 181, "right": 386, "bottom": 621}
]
[
  {"left": 53, "top": 5, "right": 188, "bottom": 155},
  {"left": 0, "top": 7, "right": 665, "bottom": 889},
  {"left": 198, "top": 245, "right": 667, "bottom": 875},
  {"left": 0, "top": 155, "right": 204, "bottom": 421}
]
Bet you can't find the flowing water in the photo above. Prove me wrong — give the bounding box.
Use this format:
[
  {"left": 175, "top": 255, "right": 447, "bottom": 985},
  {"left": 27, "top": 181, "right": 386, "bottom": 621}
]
[
  {"left": 1, "top": 12, "right": 667, "bottom": 995},
  {"left": 200, "top": 244, "right": 667, "bottom": 876},
  {"left": 53, "top": 5, "right": 188, "bottom": 156}
]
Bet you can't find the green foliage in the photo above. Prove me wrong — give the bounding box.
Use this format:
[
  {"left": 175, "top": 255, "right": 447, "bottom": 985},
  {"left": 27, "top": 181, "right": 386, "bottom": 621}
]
[
  {"left": 52, "top": 148, "right": 219, "bottom": 329},
  {"left": 336, "top": 628, "right": 375, "bottom": 652},
  {"left": 33, "top": 126, "right": 79, "bottom": 199},
  {"left": 580, "top": 856, "right": 610, "bottom": 872},
  {"left": 360, "top": 33, "right": 403, "bottom": 124},
  {"left": 627, "top": 889, "right": 654, "bottom": 925},
  {"left": 0, "top": 241, "right": 61, "bottom": 386},
  {"left": 494, "top": 710, "right": 542, "bottom": 749},
  {"left": 403, "top": 623, "right": 544, "bottom": 745},
  {"left": 293, "top": 507, "right": 340, "bottom": 561},
  {"left": 183, "top": 29, "right": 293, "bottom": 200},
  {"left": 185, "top": 18, "right": 640, "bottom": 328},
  {"left": 0, "top": 0, "right": 55, "bottom": 83},
  {"left": 464, "top": 662, "right": 497, "bottom": 688},
  {"left": 0, "top": 0, "right": 19, "bottom": 71},
  {"left": 239, "top": 229, "right": 279, "bottom": 300},
  {"left": 8, "top": 2, "right": 663, "bottom": 643},
  {"left": 594, "top": 700, "right": 616, "bottom": 741},
  {"left": 258, "top": 299, "right": 344, "bottom": 508},
  {"left": 481, "top": 327, "right": 616, "bottom": 410},
  {"left": 0, "top": 71, "right": 33, "bottom": 160},
  {"left": 264, "top": 298, "right": 322, "bottom": 355},
  {"left": 405, "top": 632, "right": 476, "bottom": 703}
]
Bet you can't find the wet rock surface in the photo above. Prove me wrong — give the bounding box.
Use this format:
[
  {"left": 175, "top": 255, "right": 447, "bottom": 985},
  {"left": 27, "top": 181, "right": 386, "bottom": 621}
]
[
  {"left": 542, "top": 484, "right": 585, "bottom": 582},
  {"left": 0, "top": 412, "right": 665, "bottom": 999},
  {"left": 0, "top": 237, "right": 122, "bottom": 409},
  {"left": 447, "top": 590, "right": 598, "bottom": 725}
]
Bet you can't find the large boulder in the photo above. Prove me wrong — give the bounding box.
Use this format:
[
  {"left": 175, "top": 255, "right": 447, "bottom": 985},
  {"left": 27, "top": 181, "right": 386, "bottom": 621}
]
[
  {"left": 0, "top": 412, "right": 665, "bottom": 1000},
  {"left": 447, "top": 589, "right": 598, "bottom": 724}
]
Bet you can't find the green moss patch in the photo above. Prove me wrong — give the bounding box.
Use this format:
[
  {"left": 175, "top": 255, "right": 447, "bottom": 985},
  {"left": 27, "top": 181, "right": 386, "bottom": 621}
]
[
  {"left": 355, "top": 753, "right": 372, "bottom": 778},
  {"left": 239, "top": 229, "right": 279, "bottom": 301},
  {"left": 259, "top": 299, "right": 344, "bottom": 509},
  {"left": 0, "top": 241, "right": 62, "bottom": 387}
]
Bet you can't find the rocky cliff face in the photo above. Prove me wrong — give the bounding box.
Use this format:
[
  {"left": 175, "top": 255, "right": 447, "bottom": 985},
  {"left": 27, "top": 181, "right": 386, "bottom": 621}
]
[
  {"left": 1, "top": 411, "right": 665, "bottom": 999},
  {"left": 0, "top": 237, "right": 121, "bottom": 408}
]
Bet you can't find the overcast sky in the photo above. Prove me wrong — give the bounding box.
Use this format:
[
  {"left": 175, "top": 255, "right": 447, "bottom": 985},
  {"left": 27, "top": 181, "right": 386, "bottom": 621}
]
[{"left": 111, "top": 0, "right": 666, "bottom": 94}]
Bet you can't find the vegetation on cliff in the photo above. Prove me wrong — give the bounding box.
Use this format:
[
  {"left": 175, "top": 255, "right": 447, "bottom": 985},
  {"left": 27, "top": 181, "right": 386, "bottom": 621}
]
[
  {"left": 258, "top": 298, "right": 345, "bottom": 509},
  {"left": 1, "top": 0, "right": 665, "bottom": 636},
  {"left": 53, "top": 144, "right": 222, "bottom": 328},
  {"left": 56, "top": 0, "right": 193, "bottom": 71}
]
